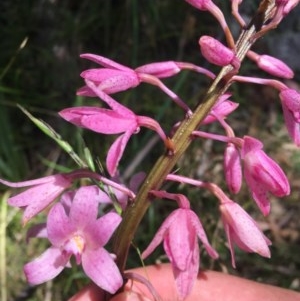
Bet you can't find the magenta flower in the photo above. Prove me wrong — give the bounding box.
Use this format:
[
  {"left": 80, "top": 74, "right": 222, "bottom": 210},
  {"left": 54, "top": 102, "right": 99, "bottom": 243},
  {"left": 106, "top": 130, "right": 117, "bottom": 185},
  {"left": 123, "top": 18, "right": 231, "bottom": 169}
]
[
  {"left": 0, "top": 174, "right": 72, "bottom": 224},
  {"left": 241, "top": 136, "right": 290, "bottom": 215},
  {"left": 60, "top": 80, "right": 170, "bottom": 176},
  {"left": 201, "top": 93, "right": 239, "bottom": 125},
  {"left": 77, "top": 53, "right": 214, "bottom": 114},
  {"left": 24, "top": 186, "right": 123, "bottom": 294},
  {"left": 279, "top": 88, "right": 300, "bottom": 146},
  {"left": 219, "top": 196, "right": 271, "bottom": 268},
  {"left": 142, "top": 191, "right": 218, "bottom": 299}
]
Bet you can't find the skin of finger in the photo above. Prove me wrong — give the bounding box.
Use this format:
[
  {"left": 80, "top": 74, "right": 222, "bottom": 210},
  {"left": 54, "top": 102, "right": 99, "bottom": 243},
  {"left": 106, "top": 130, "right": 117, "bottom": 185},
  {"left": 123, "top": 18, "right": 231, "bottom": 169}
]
[
  {"left": 115, "top": 264, "right": 300, "bottom": 301},
  {"left": 69, "top": 264, "right": 300, "bottom": 301}
]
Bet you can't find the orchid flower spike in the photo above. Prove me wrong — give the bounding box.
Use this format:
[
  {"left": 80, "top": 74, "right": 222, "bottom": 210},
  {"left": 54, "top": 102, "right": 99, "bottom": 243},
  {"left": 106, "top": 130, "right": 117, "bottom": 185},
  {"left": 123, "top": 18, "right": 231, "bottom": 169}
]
[
  {"left": 77, "top": 53, "right": 216, "bottom": 115},
  {"left": 199, "top": 36, "right": 240, "bottom": 70},
  {"left": 279, "top": 88, "right": 300, "bottom": 146},
  {"left": 142, "top": 190, "right": 218, "bottom": 299},
  {"left": 218, "top": 194, "right": 271, "bottom": 268},
  {"left": 0, "top": 173, "right": 73, "bottom": 224},
  {"left": 247, "top": 50, "right": 294, "bottom": 79},
  {"left": 241, "top": 136, "right": 290, "bottom": 215},
  {"left": 24, "top": 186, "right": 123, "bottom": 294},
  {"left": 60, "top": 80, "right": 172, "bottom": 176},
  {"left": 185, "top": 0, "right": 235, "bottom": 48}
]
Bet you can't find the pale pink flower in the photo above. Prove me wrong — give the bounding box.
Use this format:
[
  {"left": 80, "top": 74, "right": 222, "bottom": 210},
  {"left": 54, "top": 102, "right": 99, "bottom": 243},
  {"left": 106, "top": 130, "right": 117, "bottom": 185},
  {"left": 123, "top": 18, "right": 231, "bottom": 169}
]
[
  {"left": 142, "top": 191, "right": 218, "bottom": 299},
  {"left": 24, "top": 186, "right": 123, "bottom": 294},
  {"left": 219, "top": 196, "right": 271, "bottom": 268},
  {"left": 60, "top": 80, "right": 170, "bottom": 176},
  {"left": 241, "top": 136, "right": 290, "bottom": 215},
  {"left": 0, "top": 173, "right": 72, "bottom": 224}
]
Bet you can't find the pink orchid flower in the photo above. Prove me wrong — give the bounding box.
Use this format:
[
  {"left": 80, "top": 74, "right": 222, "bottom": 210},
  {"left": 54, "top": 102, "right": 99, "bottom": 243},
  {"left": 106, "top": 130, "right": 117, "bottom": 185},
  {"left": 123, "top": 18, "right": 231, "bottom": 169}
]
[
  {"left": 241, "top": 136, "right": 290, "bottom": 215},
  {"left": 142, "top": 190, "right": 218, "bottom": 299},
  {"left": 78, "top": 53, "right": 214, "bottom": 115},
  {"left": 219, "top": 195, "right": 271, "bottom": 268},
  {"left": 24, "top": 186, "right": 123, "bottom": 294},
  {"left": 279, "top": 88, "right": 300, "bottom": 146},
  {"left": 0, "top": 173, "right": 72, "bottom": 224},
  {"left": 201, "top": 93, "right": 239, "bottom": 125},
  {"left": 60, "top": 80, "right": 171, "bottom": 176}
]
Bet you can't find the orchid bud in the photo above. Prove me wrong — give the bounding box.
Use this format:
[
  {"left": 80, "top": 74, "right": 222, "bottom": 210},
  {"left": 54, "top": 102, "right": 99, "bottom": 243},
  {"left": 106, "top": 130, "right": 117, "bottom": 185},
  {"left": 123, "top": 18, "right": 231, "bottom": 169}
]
[
  {"left": 247, "top": 50, "right": 294, "bottom": 79},
  {"left": 199, "top": 36, "right": 239, "bottom": 67}
]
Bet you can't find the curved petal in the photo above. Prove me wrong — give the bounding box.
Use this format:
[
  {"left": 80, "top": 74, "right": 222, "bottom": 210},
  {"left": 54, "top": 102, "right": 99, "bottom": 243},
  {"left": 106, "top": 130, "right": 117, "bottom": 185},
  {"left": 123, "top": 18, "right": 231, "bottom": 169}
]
[
  {"left": 80, "top": 53, "right": 131, "bottom": 72},
  {"left": 0, "top": 174, "right": 62, "bottom": 188},
  {"left": 142, "top": 210, "right": 179, "bottom": 259},
  {"left": 82, "top": 248, "right": 123, "bottom": 294},
  {"left": 85, "top": 80, "right": 133, "bottom": 116},
  {"left": 24, "top": 247, "right": 70, "bottom": 285},
  {"left": 189, "top": 211, "right": 218, "bottom": 259},
  {"left": 106, "top": 131, "right": 133, "bottom": 176},
  {"left": 244, "top": 168, "right": 270, "bottom": 216}
]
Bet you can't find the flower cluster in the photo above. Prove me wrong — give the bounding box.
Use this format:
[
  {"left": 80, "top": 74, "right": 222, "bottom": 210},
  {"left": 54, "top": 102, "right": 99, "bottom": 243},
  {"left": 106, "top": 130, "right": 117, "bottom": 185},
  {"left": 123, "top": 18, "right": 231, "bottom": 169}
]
[{"left": 1, "top": 1, "right": 299, "bottom": 300}]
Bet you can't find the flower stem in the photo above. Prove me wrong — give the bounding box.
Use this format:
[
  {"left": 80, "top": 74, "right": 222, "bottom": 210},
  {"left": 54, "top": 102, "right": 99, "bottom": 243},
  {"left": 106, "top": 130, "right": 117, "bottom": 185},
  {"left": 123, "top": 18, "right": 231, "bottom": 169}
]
[{"left": 112, "top": 0, "right": 275, "bottom": 275}]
